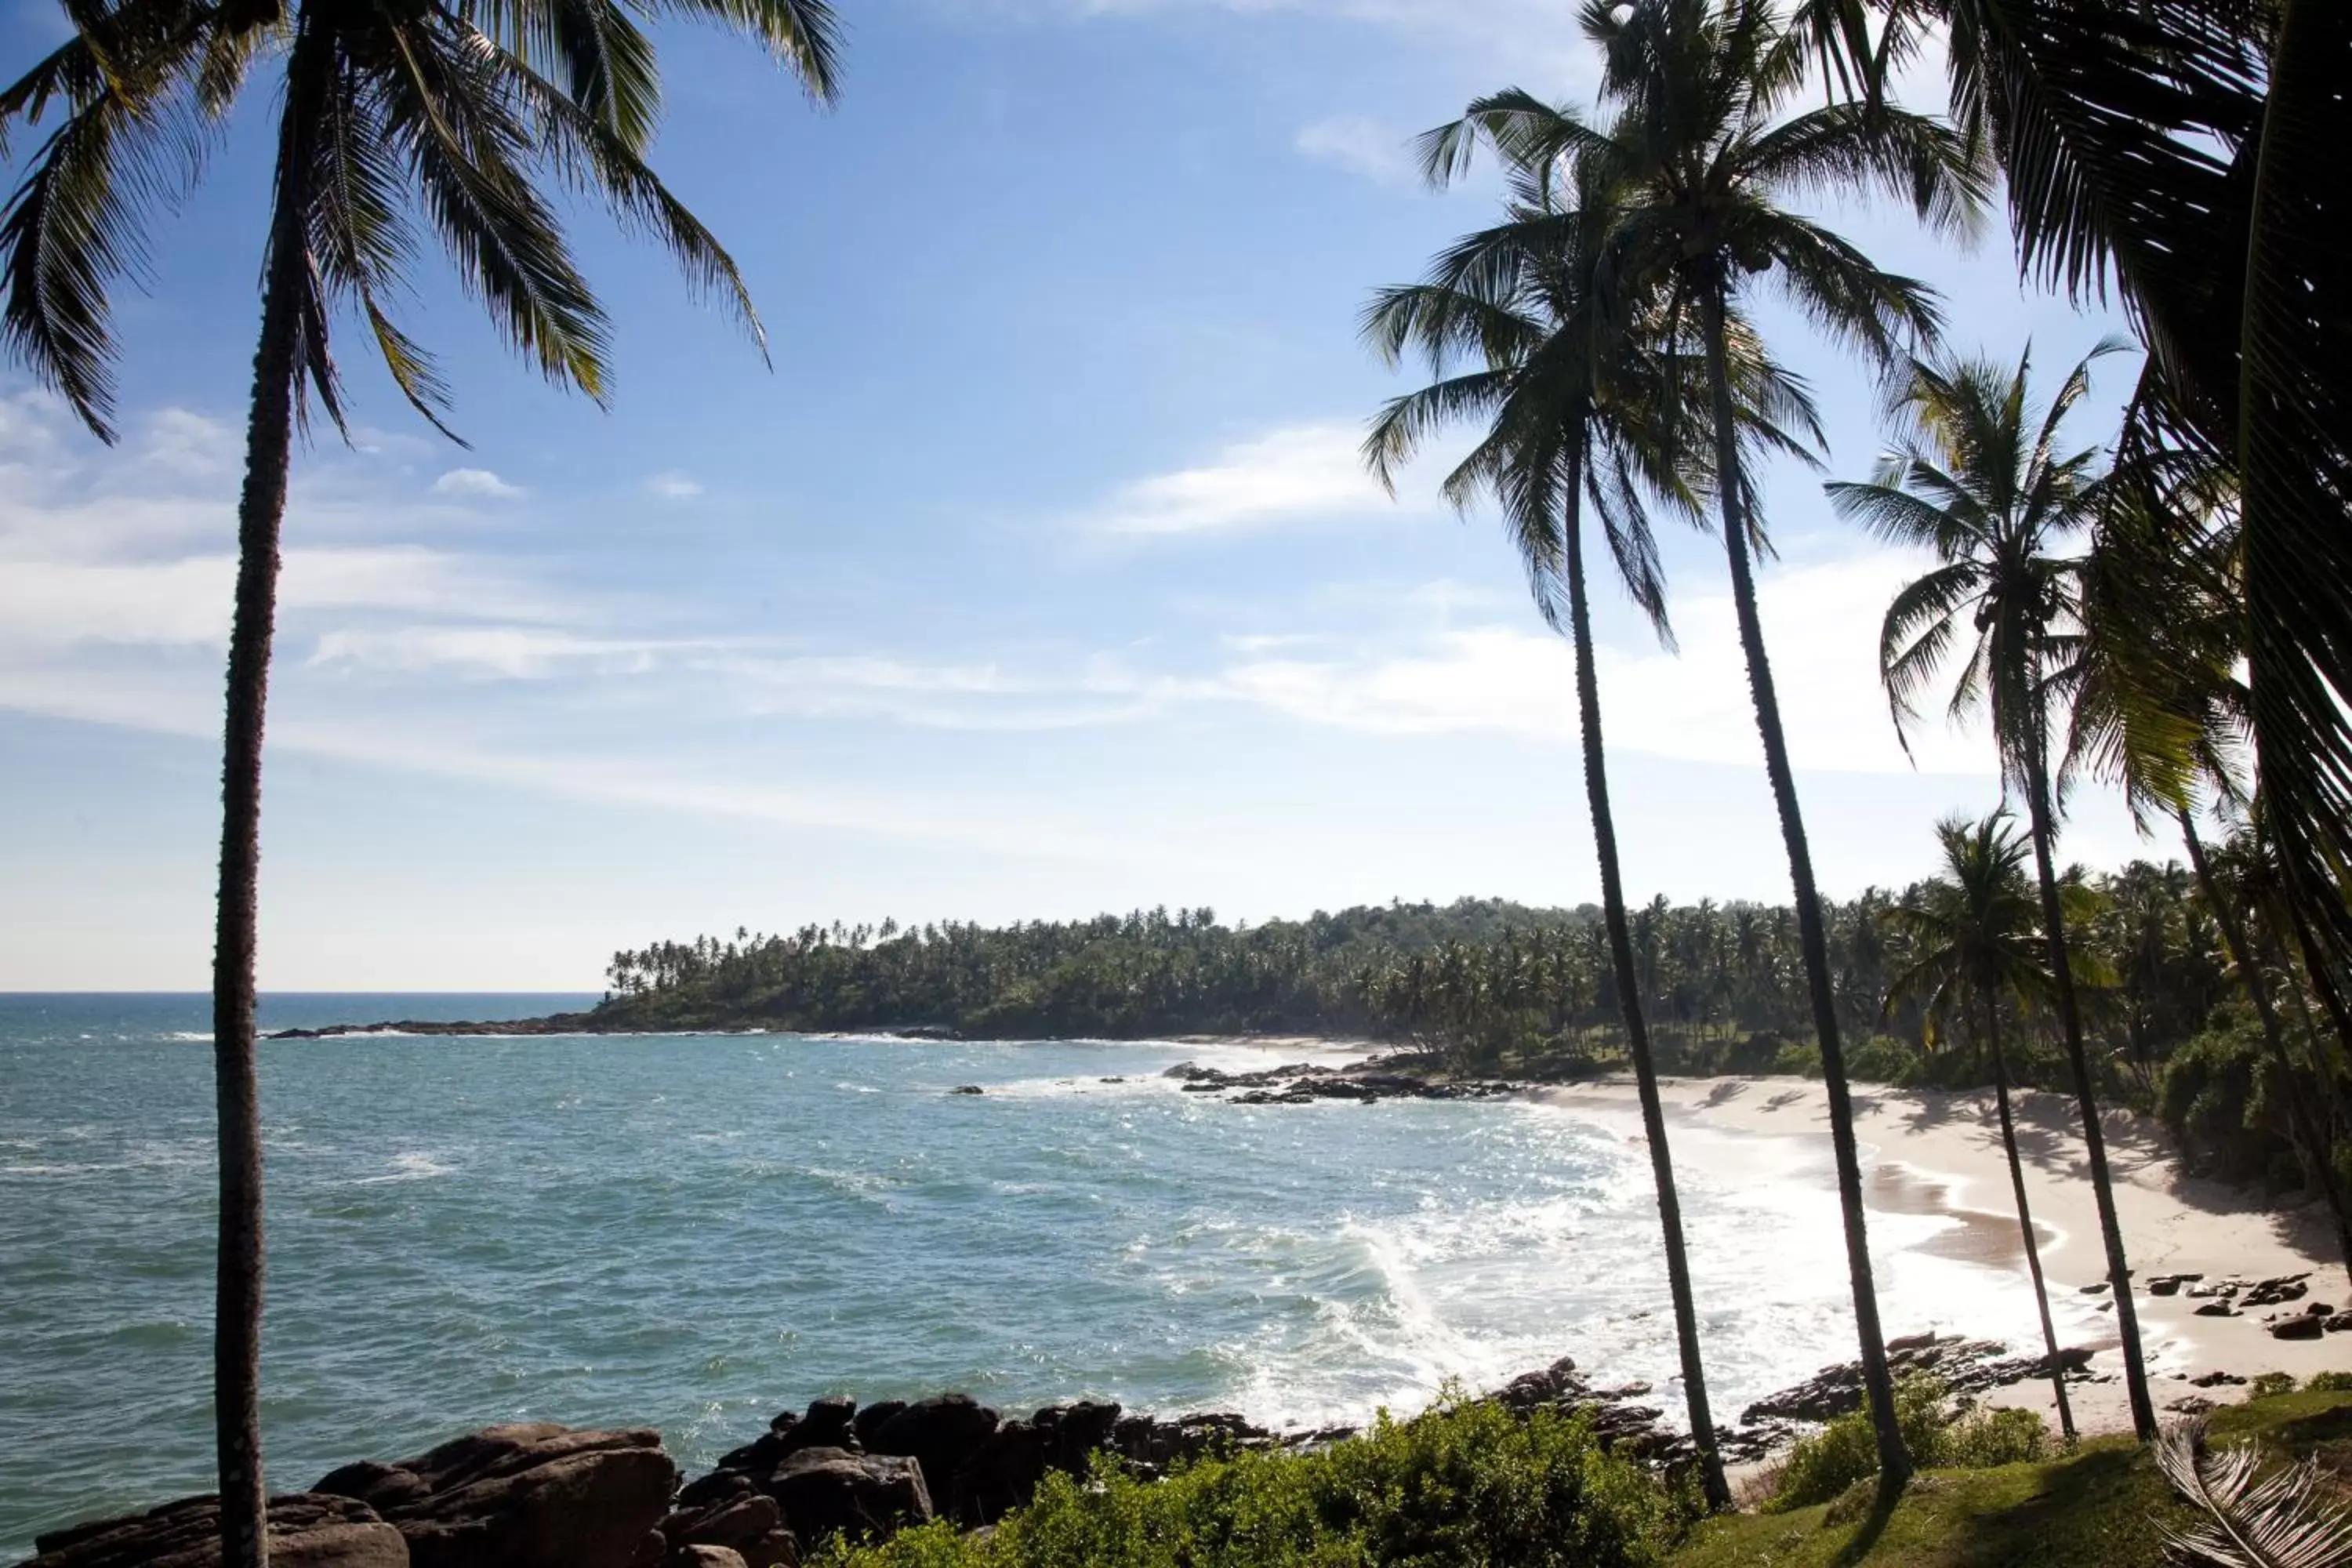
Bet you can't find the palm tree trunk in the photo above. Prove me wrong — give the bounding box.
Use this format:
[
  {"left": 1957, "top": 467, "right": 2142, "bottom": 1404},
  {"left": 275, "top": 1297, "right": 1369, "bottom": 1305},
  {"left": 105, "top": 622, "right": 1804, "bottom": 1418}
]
[
  {"left": 1560, "top": 443, "right": 1730, "bottom": 1512},
  {"left": 2178, "top": 810, "right": 2352, "bottom": 1285},
  {"left": 2016, "top": 719, "right": 2155, "bottom": 1440},
  {"left": 214, "top": 21, "right": 327, "bottom": 1564},
  {"left": 1699, "top": 284, "right": 1909, "bottom": 1490},
  {"left": 1982, "top": 988, "right": 2075, "bottom": 1443}
]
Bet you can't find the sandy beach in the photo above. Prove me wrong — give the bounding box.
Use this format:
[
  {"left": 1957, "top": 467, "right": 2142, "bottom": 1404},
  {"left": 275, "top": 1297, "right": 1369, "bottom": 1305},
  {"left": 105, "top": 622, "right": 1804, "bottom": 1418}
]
[{"left": 1545, "top": 1074, "right": 2352, "bottom": 1435}]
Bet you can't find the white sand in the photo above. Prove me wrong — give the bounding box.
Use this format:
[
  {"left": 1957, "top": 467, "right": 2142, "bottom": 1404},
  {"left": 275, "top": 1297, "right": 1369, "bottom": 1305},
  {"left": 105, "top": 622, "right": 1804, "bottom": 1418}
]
[{"left": 1543, "top": 1074, "right": 2352, "bottom": 1434}]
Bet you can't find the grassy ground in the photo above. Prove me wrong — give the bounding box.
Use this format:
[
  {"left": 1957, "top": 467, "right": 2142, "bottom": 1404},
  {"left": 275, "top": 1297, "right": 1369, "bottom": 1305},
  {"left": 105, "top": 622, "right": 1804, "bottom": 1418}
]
[{"left": 1669, "top": 1390, "right": 2352, "bottom": 1568}]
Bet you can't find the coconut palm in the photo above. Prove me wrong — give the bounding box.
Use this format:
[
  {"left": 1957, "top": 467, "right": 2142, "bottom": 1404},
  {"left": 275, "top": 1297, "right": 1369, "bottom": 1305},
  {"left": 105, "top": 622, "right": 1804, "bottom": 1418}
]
[
  {"left": 1884, "top": 812, "right": 2081, "bottom": 1442},
  {"left": 1831, "top": 339, "right": 2160, "bottom": 1438},
  {"left": 1, "top": 1, "right": 840, "bottom": 1558},
  {"left": 1530, "top": 0, "right": 1986, "bottom": 1487},
  {"left": 1360, "top": 114, "right": 1751, "bottom": 1509},
  {"left": 2064, "top": 466, "right": 2352, "bottom": 1284},
  {"left": 1815, "top": 0, "right": 2352, "bottom": 1065}
]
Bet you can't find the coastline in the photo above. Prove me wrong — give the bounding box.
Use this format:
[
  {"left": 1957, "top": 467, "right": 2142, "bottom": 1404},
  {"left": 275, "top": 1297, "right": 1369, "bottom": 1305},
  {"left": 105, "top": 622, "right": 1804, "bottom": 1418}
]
[{"left": 1541, "top": 1073, "right": 2348, "bottom": 1435}]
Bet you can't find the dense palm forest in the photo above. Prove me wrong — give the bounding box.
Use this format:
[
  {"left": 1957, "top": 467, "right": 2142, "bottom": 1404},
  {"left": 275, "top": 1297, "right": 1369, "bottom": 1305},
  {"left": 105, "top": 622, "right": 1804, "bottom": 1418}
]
[{"left": 593, "top": 830, "right": 2339, "bottom": 1195}]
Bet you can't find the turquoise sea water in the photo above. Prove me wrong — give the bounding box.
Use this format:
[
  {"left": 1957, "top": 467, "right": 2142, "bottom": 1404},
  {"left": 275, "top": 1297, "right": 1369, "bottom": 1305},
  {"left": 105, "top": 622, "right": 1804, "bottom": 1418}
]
[{"left": 0, "top": 995, "right": 2073, "bottom": 1555}]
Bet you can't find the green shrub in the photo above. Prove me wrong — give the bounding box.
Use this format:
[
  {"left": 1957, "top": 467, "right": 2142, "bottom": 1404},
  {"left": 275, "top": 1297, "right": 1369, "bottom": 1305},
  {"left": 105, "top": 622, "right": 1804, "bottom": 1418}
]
[
  {"left": 2250, "top": 1371, "right": 2298, "bottom": 1399},
  {"left": 2305, "top": 1371, "right": 2352, "bottom": 1394},
  {"left": 1766, "top": 1378, "right": 2048, "bottom": 1511},
  {"left": 830, "top": 1396, "right": 1686, "bottom": 1568}
]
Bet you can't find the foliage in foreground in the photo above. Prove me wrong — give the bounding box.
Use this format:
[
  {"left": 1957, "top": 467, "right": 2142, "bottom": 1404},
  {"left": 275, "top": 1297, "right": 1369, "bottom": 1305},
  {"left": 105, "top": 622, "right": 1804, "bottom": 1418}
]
[
  {"left": 829, "top": 1397, "right": 1687, "bottom": 1568},
  {"left": 1766, "top": 1379, "right": 2049, "bottom": 1512},
  {"left": 1677, "top": 1389, "right": 2352, "bottom": 1568}
]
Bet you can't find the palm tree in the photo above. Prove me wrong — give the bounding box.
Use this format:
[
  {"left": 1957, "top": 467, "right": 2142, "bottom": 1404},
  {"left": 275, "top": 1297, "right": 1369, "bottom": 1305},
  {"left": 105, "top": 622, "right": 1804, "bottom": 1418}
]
[
  {"left": 1884, "top": 812, "right": 2081, "bottom": 1443},
  {"left": 1, "top": 2, "right": 840, "bottom": 1559},
  {"left": 1359, "top": 112, "right": 1750, "bottom": 1510},
  {"left": 1796, "top": 0, "right": 2352, "bottom": 1029},
  {"left": 1547, "top": 0, "right": 1987, "bottom": 1489},
  {"left": 2064, "top": 465, "right": 2352, "bottom": 1285},
  {"left": 1831, "top": 339, "right": 2160, "bottom": 1439}
]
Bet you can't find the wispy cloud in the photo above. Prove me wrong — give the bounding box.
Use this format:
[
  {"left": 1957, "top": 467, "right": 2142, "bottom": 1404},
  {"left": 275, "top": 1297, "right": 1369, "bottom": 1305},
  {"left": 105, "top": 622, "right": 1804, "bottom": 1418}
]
[
  {"left": 431, "top": 466, "right": 524, "bottom": 499},
  {"left": 646, "top": 470, "right": 704, "bottom": 501},
  {"left": 1294, "top": 114, "right": 1414, "bottom": 186},
  {"left": 1080, "top": 421, "right": 1402, "bottom": 536}
]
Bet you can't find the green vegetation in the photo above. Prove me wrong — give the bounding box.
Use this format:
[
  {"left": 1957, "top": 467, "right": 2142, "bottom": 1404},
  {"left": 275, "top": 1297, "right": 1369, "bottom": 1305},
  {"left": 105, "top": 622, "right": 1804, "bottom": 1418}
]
[
  {"left": 829, "top": 1399, "right": 1686, "bottom": 1568},
  {"left": 1766, "top": 1380, "right": 2049, "bottom": 1512},
  {"left": 1675, "top": 1388, "right": 2352, "bottom": 1568}
]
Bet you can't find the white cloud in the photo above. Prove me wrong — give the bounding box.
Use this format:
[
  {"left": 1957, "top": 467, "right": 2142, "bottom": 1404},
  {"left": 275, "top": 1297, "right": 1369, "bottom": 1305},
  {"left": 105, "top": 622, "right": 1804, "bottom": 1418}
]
[
  {"left": 308, "top": 627, "right": 684, "bottom": 681},
  {"left": 646, "top": 471, "right": 705, "bottom": 500},
  {"left": 1082, "top": 422, "right": 1400, "bottom": 536},
  {"left": 1294, "top": 114, "right": 1413, "bottom": 186},
  {"left": 1199, "top": 554, "right": 1994, "bottom": 776},
  {"left": 430, "top": 466, "right": 524, "bottom": 499}
]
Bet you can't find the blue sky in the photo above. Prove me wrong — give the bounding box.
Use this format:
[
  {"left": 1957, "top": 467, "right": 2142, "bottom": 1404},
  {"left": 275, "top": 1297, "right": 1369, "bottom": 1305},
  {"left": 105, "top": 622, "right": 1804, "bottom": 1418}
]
[{"left": 0, "top": 0, "right": 2154, "bottom": 990}]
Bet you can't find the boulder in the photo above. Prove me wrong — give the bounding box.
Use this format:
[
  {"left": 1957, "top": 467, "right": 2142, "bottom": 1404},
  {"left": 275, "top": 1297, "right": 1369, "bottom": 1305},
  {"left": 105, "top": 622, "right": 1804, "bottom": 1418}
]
[
  {"left": 673, "top": 1552, "right": 749, "bottom": 1568},
  {"left": 791, "top": 1399, "right": 858, "bottom": 1453},
  {"left": 949, "top": 1424, "right": 1048, "bottom": 1526},
  {"left": 21, "top": 1493, "right": 407, "bottom": 1568},
  {"left": 866, "top": 1395, "right": 1001, "bottom": 1503},
  {"left": 659, "top": 1493, "right": 795, "bottom": 1568},
  {"left": 760, "top": 1450, "right": 929, "bottom": 1545},
  {"left": 2327, "top": 1314, "right": 2352, "bottom": 1333},
  {"left": 315, "top": 1423, "right": 676, "bottom": 1568},
  {"left": 850, "top": 1403, "right": 908, "bottom": 1451},
  {"left": 2195, "top": 1301, "right": 2239, "bottom": 1317},
  {"left": 2191, "top": 1370, "right": 2248, "bottom": 1388},
  {"left": 2270, "top": 1314, "right": 2326, "bottom": 1341}
]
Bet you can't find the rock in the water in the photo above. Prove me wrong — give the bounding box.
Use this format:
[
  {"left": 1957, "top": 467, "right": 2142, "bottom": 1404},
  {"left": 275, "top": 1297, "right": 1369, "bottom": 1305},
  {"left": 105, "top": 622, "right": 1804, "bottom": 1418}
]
[
  {"left": 949, "top": 1086, "right": 982, "bottom": 1096},
  {"left": 2327, "top": 1314, "right": 2352, "bottom": 1333},
  {"left": 865, "top": 1394, "right": 1001, "bottom": 1504},
  {"left": 761, "top": 1450, "right": 930, "bottom": 1545},
  {"left": 314, "top": 1423, "right": 676, "bottom": 1568},
  {"left": 22, "top": 1494, "right": 407, "bottom": 1568},
  {"left": 2190, "top": 1370, "right": 2248, "bottom": 1388},
  {"left": 2270, "top": 1314, "right": 2326, "bottom": 1341},
  {"left": 2195, "top": 1301, "right": 2239, "bottom": 1317},
  {"left": 673, "top": 1551, "right": 749, "bottom": 1568}
]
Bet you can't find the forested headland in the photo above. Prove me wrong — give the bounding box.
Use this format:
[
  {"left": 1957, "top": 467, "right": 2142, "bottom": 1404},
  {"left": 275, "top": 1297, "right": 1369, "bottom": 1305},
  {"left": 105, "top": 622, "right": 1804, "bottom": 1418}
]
[{"left": 588, "top": 850, "right": 2332, "bottom": 1196}]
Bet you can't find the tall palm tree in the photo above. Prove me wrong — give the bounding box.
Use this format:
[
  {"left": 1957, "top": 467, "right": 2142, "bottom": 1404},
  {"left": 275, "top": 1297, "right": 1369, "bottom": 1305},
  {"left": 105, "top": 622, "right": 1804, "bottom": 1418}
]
[
  {"left": 1, "top": 2, "right": 840, "bottom": 1559},
  {"left": 1359, "top": 122, "right": 1748, "bottom": 1509},
  {"left": 1791, "top": 0, "right": 2352, "bottom": 1028},
  {"left": 1884, "top": 812, "right": 2081, "bottom": 1443},
  {"left": 1515, "top": 0, "right": 1985, "bottom": 1489},
  {"left": 1831, "top": 339, "right": 2160, "bottom": 1439},
  {"left": 2064, "top": 467, "right": 2352, "bottom": 1284}
]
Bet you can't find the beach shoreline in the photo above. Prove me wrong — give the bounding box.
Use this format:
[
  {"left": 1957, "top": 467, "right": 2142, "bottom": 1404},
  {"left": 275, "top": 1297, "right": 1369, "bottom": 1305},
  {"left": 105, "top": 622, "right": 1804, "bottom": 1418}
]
[{"left": 1540, "top": 1073, "right": 2350, "bottom": 1435}]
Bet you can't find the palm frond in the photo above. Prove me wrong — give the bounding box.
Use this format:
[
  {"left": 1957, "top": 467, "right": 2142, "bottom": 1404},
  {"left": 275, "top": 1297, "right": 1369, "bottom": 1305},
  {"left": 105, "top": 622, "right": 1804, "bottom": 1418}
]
[{"left": 2156, "top": 1418, "right": 2352, "bottom": 1568}]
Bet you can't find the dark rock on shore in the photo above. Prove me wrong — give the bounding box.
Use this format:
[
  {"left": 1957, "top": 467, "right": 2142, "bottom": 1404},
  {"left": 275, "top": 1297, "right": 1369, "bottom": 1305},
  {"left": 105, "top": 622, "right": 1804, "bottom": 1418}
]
[
  {"left": 1738, "top": 1332, "right": 2086, "bottom": 1425},
  {"left": 19, "top": 1494, "right": 407, "bottom": 1568},
  {"left": 763, "top": 1451, "right": 930, "bottom": 1544},
  {"left": 314, "top": 1423, "right": 676, "bottom": 1568},
  {"left": 1162, "top": 1061, "right": 1523, "bottom": 1106}
]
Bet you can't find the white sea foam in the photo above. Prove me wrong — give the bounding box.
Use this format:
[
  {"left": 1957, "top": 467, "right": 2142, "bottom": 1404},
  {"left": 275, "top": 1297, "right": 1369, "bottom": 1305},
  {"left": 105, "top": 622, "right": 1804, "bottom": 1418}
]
[{"left": 357, "top": 1152, "right": 456, "bottom": 1184}]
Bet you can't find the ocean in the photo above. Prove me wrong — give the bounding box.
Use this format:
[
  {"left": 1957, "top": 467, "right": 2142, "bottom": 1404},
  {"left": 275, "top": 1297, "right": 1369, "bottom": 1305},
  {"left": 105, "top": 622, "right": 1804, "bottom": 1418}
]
[{"left": 0, "top": 993, "right": 2080, "bottom": 1555}]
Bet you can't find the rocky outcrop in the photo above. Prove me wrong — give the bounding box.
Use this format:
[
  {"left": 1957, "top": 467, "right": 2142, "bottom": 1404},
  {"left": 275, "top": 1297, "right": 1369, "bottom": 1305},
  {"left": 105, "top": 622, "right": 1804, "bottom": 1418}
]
[
  {"left": 1161, "top": 1062, "right": 1522, "bottom": 1105},
  {"left": 18, "top": 1494, "right": 407, "bottom": 1568},
  {"left": 761, "top": 1450, "right": 930, "bottom": 1544},
  {"left": 865, "top": 1395, "right": 1003, "bottom": 1505},
  {"left": 654, "top": 1485, "right": 796, "bottom": 1568},
  {"left": 1738, "top": 1332, "right": 2092, "bottom": 1426},
  {"left": 314, "top": 1424, "right": 676, "bottom": 1568}
]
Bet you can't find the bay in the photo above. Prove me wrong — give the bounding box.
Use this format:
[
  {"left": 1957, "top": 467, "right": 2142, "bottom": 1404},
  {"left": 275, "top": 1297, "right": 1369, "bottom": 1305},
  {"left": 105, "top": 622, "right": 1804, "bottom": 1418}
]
[{"left": 0, "top": 993, "right": 2024, "bottom": 1555}]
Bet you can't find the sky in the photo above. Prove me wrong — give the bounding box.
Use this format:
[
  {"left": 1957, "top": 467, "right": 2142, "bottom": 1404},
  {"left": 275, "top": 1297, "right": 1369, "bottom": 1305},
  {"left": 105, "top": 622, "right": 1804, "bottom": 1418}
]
[{"left": 0, "top": 0, "right": 2161, "bottom": 991}]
